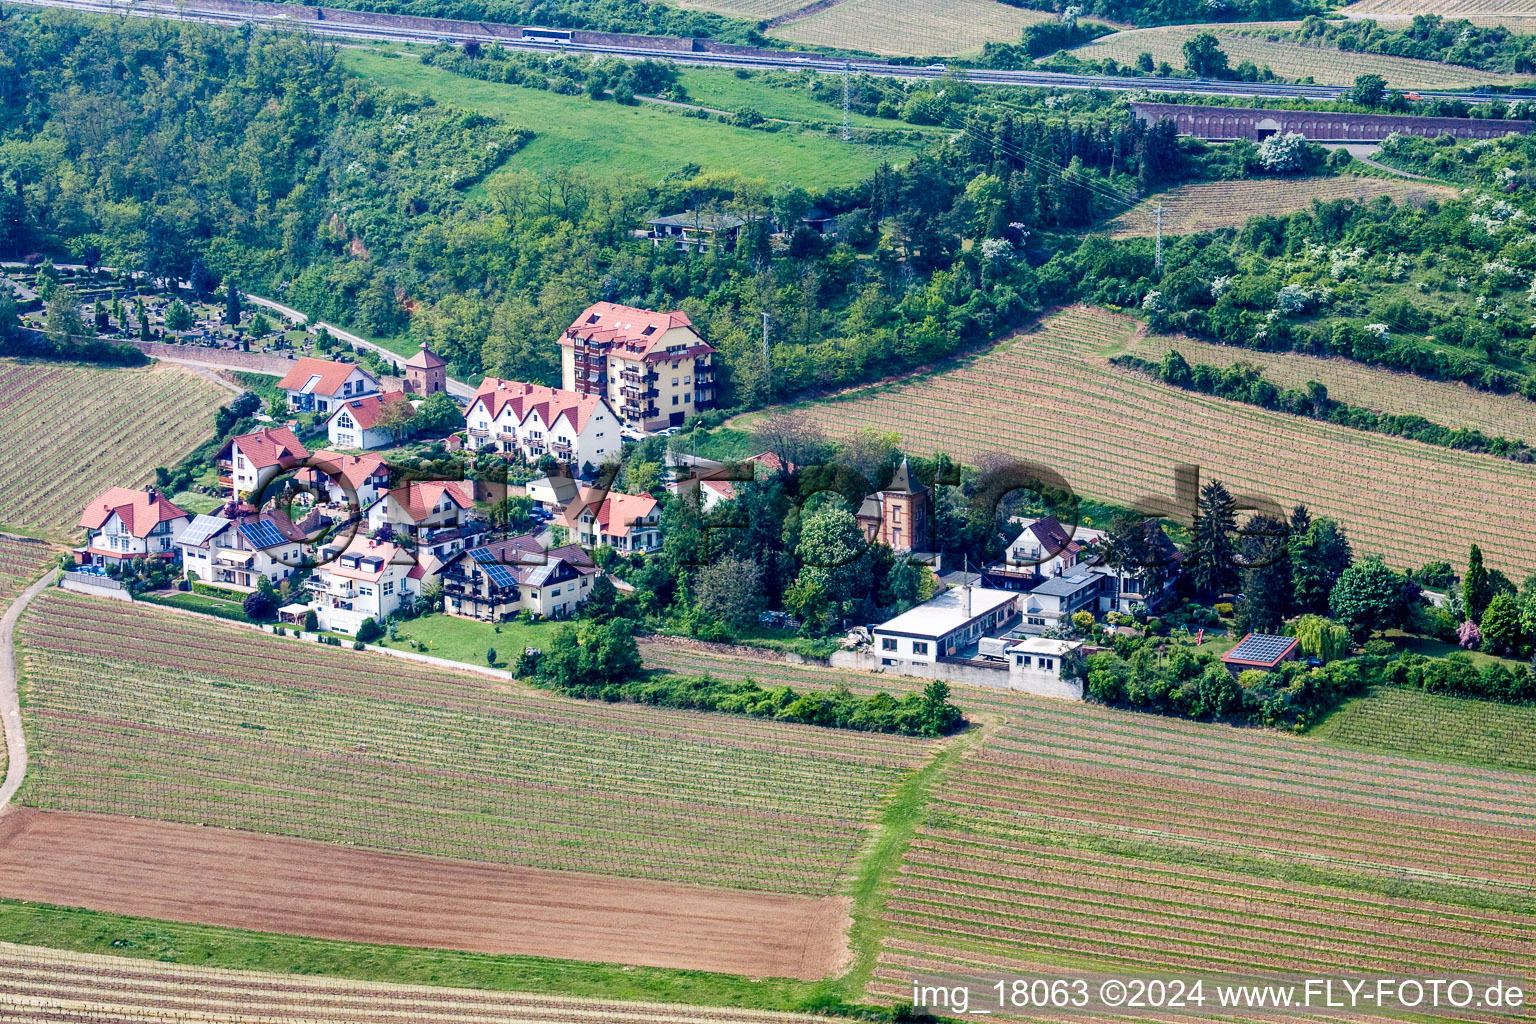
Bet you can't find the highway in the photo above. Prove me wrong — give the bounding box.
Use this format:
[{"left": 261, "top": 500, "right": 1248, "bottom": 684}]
[{"left": 11, "top": 0, "right": 1534, "bottom": 102}]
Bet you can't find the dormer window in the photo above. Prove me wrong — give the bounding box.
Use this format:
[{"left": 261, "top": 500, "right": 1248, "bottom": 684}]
[{"left": 641, "top": 325, "right": 656, "bottom": 336}]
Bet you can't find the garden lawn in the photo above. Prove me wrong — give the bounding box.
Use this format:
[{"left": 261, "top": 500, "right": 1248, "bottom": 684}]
[
  {"left": 343, "top": 51, "right": 914, "bottom": 189},
  {"left": 673, "top": 70, "right": 904, "bottom": 131},
  {"left": 371, "top": 611, "right": 560, "bottom": 668},
  {"left": 169, "top": 492, "right": 223, "bottom": 515}
]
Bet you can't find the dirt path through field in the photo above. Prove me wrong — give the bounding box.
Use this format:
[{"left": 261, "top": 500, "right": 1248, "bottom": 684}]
[{"left": 0, "top": 808, "right": 852, "bottom": 979}]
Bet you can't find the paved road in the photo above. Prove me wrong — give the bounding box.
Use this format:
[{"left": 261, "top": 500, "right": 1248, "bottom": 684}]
[
  {"left": 0, "top": 570, "right": 58, "bottom": 814},
  {"left": 10, "top": 0, "right": 1529, "bottom": 102},
  {"left": 242, "top": 295, "right": 478, "bottom": 401}
]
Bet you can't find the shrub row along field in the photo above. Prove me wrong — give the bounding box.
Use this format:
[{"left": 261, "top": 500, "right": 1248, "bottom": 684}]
[
  {"left": 769, "top": 0, "right": 1053, "bottom": 57},
  {"left": 1102, "top": 176, "right": 1455, "bottom": 241},
  {"left": 771, "top": 306, "right": 1536, "bottom": 575},
  {"left": 0, "top": 941, "right": 835, "bottom": 1024},
  {"left": 1116, "top": 328, "right": 1536, "bottom": 445},
  {"left": 639, "top": 647, "right": 1536, "bottom": 1002},
  {"left": 16, "top": 590, "right": 932, "bottom": 895},
  {"left": 1310, "top": 686, "right": 1536, "bottom": 771},
  {"left": 0, "top": 359, "right": 228, "bottom": 538},
  {"left": 0, "top": 535, "right": 53, "bottom": 615},
  {"left": 1068, "top": 24, "right": 1508, "bottom": 86}
]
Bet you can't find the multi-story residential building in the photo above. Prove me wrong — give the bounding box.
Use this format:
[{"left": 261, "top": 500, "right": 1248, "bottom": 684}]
[
  {"left": 463, "top": 379, "right": 619, "bottom": 470},
  {"left": 178, "top": 511, "right": 307, "bottom": 589},
  {"left": 365, "top": 480, "right": 485, "bottom": 562},
  {"left": 440, "top": 533, "right": 598, "bottom": 622},
  {"left": 558, "top": 302, "right": 716, "bottom": 432},
  {"left": 277, "top": 357, "right": 379, "bottom": 414},
  {"left": 305, "top": 536, "right": 418, "bottom": 634},
  {"left": 75, "top": 486, "right": 191, "bottom": 566},
  {"left": 324, "top": 391, "right": 415, "bottom": 451},
  {"left": 555, "top": 488, "right": 661, "bottom": 553},
  {"left": 218, "top": 426, "right": 310, "bottom": 500}
]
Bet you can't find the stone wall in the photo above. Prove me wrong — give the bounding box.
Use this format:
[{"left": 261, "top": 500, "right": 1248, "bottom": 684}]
[{"left": 1131, "top": 101, "right": 1536, "bottom": 143}]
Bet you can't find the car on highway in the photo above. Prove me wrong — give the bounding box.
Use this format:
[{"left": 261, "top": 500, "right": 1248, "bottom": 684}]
[{"left": 925, "top": 63, "right": 946, "bottom": 71}]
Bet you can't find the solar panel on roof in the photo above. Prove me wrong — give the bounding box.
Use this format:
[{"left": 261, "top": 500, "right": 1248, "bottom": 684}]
[
  {"left": 180, "top": 514, "right": 228, "bottom": 547},
  {"left": 239, "top": 520, "right": 288, "bottom": 551},
  {"left": 468, "top": 547, "right": 520, "bottom": 589},
  {"left": 1227, "top": 633, "right": 1296, "bottom": 664}
]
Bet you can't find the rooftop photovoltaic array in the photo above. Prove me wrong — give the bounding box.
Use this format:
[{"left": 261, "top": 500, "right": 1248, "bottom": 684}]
[
  {"left": 1226, "top": 633, "right": 1298, "bottom": 664},
  {"left": 470, "top": 547, "right": 519, "bottom": 589},
  {"left": 179, "top": 514, "right": 228, "bottom": 548},
  {"left": 238, "top": 520, "right": 288, "bottom": 551}
]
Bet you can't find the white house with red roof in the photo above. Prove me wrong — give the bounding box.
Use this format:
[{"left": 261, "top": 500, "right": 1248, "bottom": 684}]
[
  {"left": 365, "top": 479, "right": 485, "bottom": 561},
  {"left": 277, "top": 357, "right": 379, "bottom": 414},
  {"left": 218, "top": 426, "right": 311, "bottom": 500},
  {"left": 298, "top": 451, "right": 391, "bottom": 506},
  {"left": 440, "top": 533, "right": 599, "bottom": 622},
  {"left": 305, "top": 536, "right": 419, "bottom": 634},
  {"left": 76, "top": 486, "right": 191, "bottom": 565},
  {"left": 324, "top": 391, "right": 416, "bottom": 450},
  {"left": 464, "top": 378, "right": 620, "bottom": 471},
  {"left": 558, "top": 302, "right": 716, "bottom": 432},
  {"left": 555, "top": 488, "right": 661, "bottom": 554}
]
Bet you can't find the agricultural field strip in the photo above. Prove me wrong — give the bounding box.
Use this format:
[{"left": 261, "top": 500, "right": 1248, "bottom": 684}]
[
  {"left": 1069, "top": 25, "right": 1507, "bottom": 87},
  {"left": 0, "top": 537, "right": 54, "bottom": 615},
  {"left": 1103, "top": 178, "right": 1457, "bottom": 241},
  {"left": 0, "top": 943, "right": 834, "bottom": 1024},
  {"left": 790, "top": 307, "right": 1536, "bottom": 573},
  {"left": 768, "top": 0, "right": 1053, "bottom": 58},
  {"left": 1118, "top": 330, "right": 1536, "bottom": 445},
  {"left": 18, "top": 592, "right": 925, "bottom": 893},
  {"left": 1315, "top": 687, "right": 1536, "bottom": 770},
  {"left": 900, "top": 835, "right": 1536, "bottom": 940},
  {"left": 1344, "top": 0, "right": 1536, "bottom": 14},
  {"left": 936, "top": 769, "right": 1536, "bottom": 885},
  {"left": 882, "top": 853, "right": 1535, "bottom": 973},
  {"left": 0, "top": 361, "right": 228, "bottom": 534},
  {"left": 640, "top": 645, "right": 1536, "bottom": 825}
]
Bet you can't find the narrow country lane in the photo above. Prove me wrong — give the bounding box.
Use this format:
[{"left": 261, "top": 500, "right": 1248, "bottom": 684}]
[{"left": 0, "top": 570, "right": 58, "bottom": 812}]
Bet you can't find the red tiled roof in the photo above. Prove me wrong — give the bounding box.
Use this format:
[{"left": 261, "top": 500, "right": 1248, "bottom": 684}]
[
  {"left": 305, "top": 451, "right": 389, "bottom": 493},
  {"left": 382, "top": 480, "right": 474, "bottom": 523},
  {"left": 78, "top": 487, "right": 189, "bottom": 538},
  {"left": 557, "top": 488, "right": 658, "bottom": 539},
  {"left": 276, "top": 357, "right": 375, "bottom": 397},
  {"left": 468, "top": 379, "right": 609, "bottom": 434},
  {"left": 322, "top": 536, "right": 411, "bottom": 582},
  {"left": 559, "top": 302, "right": 710, "bottom": 361},
  {"left": 330, "top": 391, "right": 413, "bottom": 431},
  {"left": 223, "top": 427, "right": 310, "bottom": 470}
]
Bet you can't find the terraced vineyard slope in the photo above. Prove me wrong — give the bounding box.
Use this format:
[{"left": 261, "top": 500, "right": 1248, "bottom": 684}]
[
  {"left": 1103, "top": 176, "right": 1455, "bottom": 240},
  {"left": 0, "top": 941, "right": 835, "bottom": 1024},
  {"left": 1344, "top": 0, "right": 1536, "bottom": 17},
  {"left": 1116, "top": 330, "right": 1536, "bottom": 444},
  {"left": 0, "top": 359, "right": 228, "bottom": 538},
  {"left": 1311, "top": 687, "right": 1536, "bottom": 770},
  {"left": 1068, "top": 25, "right": 1510, "bottom": 86},
  {"left": 769, "top": 0, "right": 1053, "bottom": 56},
  {"left": 15, "top": 589, "right": 930, "bottom": 895},
  {"left": 760, "top": 305, "right": 1536, "bottom": 576}
]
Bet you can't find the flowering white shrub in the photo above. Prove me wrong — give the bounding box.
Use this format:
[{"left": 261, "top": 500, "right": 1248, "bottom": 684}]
[
  {"left": 1210, "top": 275, "right": 1231, "bottom": 299},
  {"left": 1275, "top": 284, "right": 1312, "bottom": 314}
]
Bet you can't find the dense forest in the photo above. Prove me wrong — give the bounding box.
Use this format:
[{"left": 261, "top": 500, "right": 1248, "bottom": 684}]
[{"left": 0, "top": 10, "right": 1240, "bottom": 404}]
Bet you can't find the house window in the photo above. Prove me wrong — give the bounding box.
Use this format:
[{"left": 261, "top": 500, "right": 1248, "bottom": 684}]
[
  {"left": 672, "top": 378, "right": 679, "bottom": 386},
  {"left": 383, "top": 581, "right": 394, "bottom": 595},
  {"left": 912, "top": 641, "right": 929, "bottom": 655},
  {"left": 672, "top": 396, "right": 679, "bottom": 405},
  {"left": 1043, "top": 658, "right": 1054, "bottom": 670},
  {"left": 881, "top": 637, "right": 897, "bottom": 651}
]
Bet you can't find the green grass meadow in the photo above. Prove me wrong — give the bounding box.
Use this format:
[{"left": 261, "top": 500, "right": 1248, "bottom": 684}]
[{"left": 344, "top": 51, "right": 915, "bottom": 188}]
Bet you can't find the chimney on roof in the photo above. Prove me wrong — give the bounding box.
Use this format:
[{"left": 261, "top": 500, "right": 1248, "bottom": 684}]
[
  {"left": 144, "top": 485, "right": 157, "bottom": 500},
  {"left": 962, "top": 584, "right": 971, "bottom": 619}
]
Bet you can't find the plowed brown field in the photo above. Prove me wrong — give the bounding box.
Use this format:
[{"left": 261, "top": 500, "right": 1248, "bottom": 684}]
[{"left": 0, "top": 808, "right": 850, "bottom": 980}]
